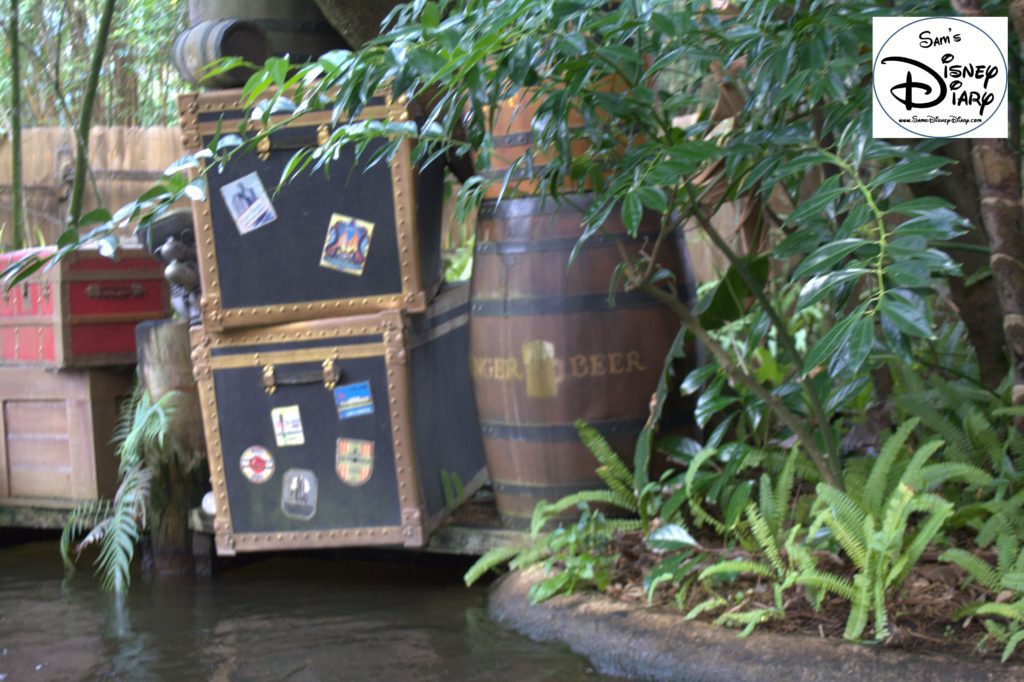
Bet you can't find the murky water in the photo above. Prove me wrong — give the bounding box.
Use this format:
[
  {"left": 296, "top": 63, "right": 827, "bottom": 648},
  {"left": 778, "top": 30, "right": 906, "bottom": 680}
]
[{"left": 0, "top": 541, "right": 614, "bottom": 681}]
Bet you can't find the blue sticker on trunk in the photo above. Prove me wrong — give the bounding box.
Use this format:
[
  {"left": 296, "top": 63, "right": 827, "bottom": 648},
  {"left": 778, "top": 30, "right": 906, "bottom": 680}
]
[{"left": 334, "top": 381, "right": 374, "bottom": 420}]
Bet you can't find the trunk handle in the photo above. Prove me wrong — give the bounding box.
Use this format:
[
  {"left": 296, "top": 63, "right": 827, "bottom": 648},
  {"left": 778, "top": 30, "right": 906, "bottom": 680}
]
[{"left": 261, "top": 358, "right": 341, "bottom": 395}]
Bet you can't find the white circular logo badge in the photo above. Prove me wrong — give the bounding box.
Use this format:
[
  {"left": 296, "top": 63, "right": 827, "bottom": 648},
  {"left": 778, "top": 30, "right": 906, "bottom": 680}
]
[
  {"left": 240, "top": 445, "right": 275, "bottom": 484},
  {"left": 873, "top": 17, "right": 1007, "bottom": 138}
]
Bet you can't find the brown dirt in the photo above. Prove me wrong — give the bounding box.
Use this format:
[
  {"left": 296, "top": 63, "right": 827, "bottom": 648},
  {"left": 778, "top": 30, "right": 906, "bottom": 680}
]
[{"left": 601, "top": 530, "right": 1004, "bottom": 661}]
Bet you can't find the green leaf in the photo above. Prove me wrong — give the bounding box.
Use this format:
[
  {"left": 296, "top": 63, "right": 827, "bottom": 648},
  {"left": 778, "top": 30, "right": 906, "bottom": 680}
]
[
  {"left": 621, "top": 194, "right": 643, "bottom": 233},
  {"left": 773, "top": 229, "right": 822, "bottom": 258},
  {"left": 681, "top": 365, "right": 717, "bottom": 396},
  {"left": 695, "top": 394, "right": 739, "bottom": 429},
  {"left": 869, "top": 156, "right": 953, "bottom": 187},
  {"left": 843, "top": 316, "right": 875, "bottom": 378},
  {"left": 797, "top": 268, "right": 870, "bottom": 309},
  {"left": 879, "top": 289, "right": 933, "bottom": 339},
  {"left": 420, "top": 1, "right": 441, "bottom": 28},
  {"left": 804, "top": 306, "right": 868, "bottom": 375},
  {"left": 892, "top": 207, "right": 969, "bottom": 241},
  {"left": 724, "top": 481, "right": 754, "bottom": 528},
  {"left": 79, "top": 208, "right": 113, "bottom": 228},
  {"left": 648, "top": 523, "right": 699, "bottom": 550},
  {"left": 635, "top": 186, "right": 668, "bottom": 213},
  {"left": 787, "top": 175, "right": 847, "bottom": 225},
  {"left": 792, "top": 239, "right": 870, "bottom": 279},
  {"left": 699, "top": 255, "right": 770, "bottom": 330},
  {"left": 888, "top": 197, "right": 953, "bottom": 214}
]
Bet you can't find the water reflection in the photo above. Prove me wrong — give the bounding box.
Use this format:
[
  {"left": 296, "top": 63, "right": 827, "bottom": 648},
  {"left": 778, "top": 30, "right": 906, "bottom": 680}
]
[{"left": 0, "top": 542, "right": 613, "bottom": 681}]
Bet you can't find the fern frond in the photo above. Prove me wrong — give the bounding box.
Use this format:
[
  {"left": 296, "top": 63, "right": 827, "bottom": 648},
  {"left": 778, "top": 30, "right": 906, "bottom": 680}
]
[
  {"left": 844, "top": 575, "right": 871, "bottom": 641},
  {"left": 576, "top": 421, "right": 632, "bottom": 487},
  {"left": 595, "top": 465, "right": 635, "bottom": 503},
  {"left": 888, "top": 493, "right": 952, "bottom": 589},
  {"left": 978, "top": 511, "right": 1015, "bottom": 548},
  {"left": 699, "top": 560, "right": 775, "bottom": 581},
  {"left": 895, "top": 396, "right": 970, "bottom": 462},
  {"left": 684, "top": 595, "right": 727, "bottom": 620},
  {"left": 815, "top": 484, "right": 868, "bottom": 539},
  {"left": 714, "top": 607, "right": 783, "bottom": 637},
  {"left": 972, "top": 602, "right": 1024, "bottom": 622},
  {"left": 964, "top": 411, "right": 1004, "bottom": 472},
  {"left": 939, "top": 549, "right": 1000, "bottom": 591},
  {"left": 998, "top": 535, "right": 1020, "bottom": 579},
  {"left": 914, "top": 462, "right": 993, "bottom": 490},
  {"left": 746, "top": 504, "right": 783, "bottom": 574},
  {"left": 774, "top": 447, "right": 797, "bottom": 532},
  {"left": 685, "top": 447, "right": 727, "bottom": 534},
  {"left": 797, "top": 569, "right": 858, "bottom": 602},
  {"left": 529, "top": 489, "right": 637, "bottom": 535},
  {"left": 1002, "top": 628, "right": 1024, "bottom": 663},
  {"left": 508, "top": 543, "right": 554, "bottom": 571},
  {"left": 60, "top": 500, "right": 113, "bottom": 571},
  {"left": 899, "top": 439, "right": 945, "bottom": 488},
  {"left": 464, "top": 546, "right": 525, "bottom": 586},
  {"left": 864, "top": 418, "right": 919, "bottom": 517},
  {"left": 758, "top": 473, "right": 776, "bottom": 536},
  {"left": 605, "top": 519, "right": 643, "bottom": 533}
]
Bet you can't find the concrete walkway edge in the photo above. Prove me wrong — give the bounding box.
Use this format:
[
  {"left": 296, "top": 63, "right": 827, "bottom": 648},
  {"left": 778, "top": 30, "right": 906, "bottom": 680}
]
[{"left": 488, "top": 568, "right": 1024, "bottom": 681}]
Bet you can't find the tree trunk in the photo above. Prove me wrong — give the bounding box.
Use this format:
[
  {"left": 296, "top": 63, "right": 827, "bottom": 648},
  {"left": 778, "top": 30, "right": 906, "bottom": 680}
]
[
  {"left": 971, "top": 139, "right": 1024, "bottom": 403},
  {"left": 312, "top": 0, "right": 403, "bottom": 48},
  {"left": 8, "top": 0, "right": 25, "bottom": 248},
  {"left": 910, "top": 140, "right": 1008, "bottom": 388},
  {"left": 136, "top": 319, "right": 206, "bottom": 577},
  {"left": 67, "top": 0, "right": 116, "bottom": 228}
]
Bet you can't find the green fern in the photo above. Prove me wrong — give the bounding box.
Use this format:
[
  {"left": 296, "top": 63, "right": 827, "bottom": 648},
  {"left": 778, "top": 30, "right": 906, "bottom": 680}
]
[
  {"left": 942, "top": 540, "right": 1024, "bottom": 660},
  {"left": 576, "top": 420, "right": 632, "bottom": 488},
  {"left": 464, "top": 546, "right": 527, "bottom": 586},
  {"left": 796, "top": 569, "right": 858, "bottom": 601},
  {"left": 59, "top": 385, "right": 180, "bottom": 593},
  {"left": 940, "top": 548, "right": 1000, "bottom": 591},
  {"left": 698, "top": 559, "right": 776, "bottom": 581},
  {"left": 802, "top": 431, "right": 955, "bottom": 642},
  {"left": 863, "top": 418, "right": 918, "bottom": 516}
]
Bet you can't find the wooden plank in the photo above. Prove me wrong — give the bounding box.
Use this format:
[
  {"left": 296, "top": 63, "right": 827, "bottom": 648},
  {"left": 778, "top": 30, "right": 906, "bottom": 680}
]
[
  {"left": 0, "top": 502, "right": 72, "bottom": 529},
  {"left": 4, "top": 400, "right": 67, "bottom": 435},
  {"left": 8, "top": 463, "right": 72, "bottom": 499},
  {"left": 0, "top": 400, "right": 7, "bottom": 498},
  {"left": 426, "top": 525, "right": 529, "bottom": 556}
]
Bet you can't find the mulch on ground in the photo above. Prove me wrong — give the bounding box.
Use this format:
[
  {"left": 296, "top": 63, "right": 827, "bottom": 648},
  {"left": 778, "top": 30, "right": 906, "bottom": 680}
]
[{"left": 593, "top": 530, "right": 1001, "bottom": 660}]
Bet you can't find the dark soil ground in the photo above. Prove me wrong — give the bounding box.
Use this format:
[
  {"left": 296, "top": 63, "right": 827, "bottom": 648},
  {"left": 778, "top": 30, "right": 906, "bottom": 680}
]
[{"left": 602, "top": 530, "right": 1002, "bottom": 661}]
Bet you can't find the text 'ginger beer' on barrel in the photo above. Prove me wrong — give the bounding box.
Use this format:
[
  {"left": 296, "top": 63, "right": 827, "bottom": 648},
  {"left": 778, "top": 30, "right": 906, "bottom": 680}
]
[{"left": 469, "top": 194, "right": 700, "bottom": 529}]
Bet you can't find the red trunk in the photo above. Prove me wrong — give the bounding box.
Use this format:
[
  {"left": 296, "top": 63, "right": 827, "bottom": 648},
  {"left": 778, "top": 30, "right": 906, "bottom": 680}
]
[{"left": 0, "top": 247, "right": 169, "bottom": 367}]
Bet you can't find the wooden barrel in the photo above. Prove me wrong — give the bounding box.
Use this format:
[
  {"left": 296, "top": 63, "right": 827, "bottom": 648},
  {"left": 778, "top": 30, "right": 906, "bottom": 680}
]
[
  {"left": 188, "top": 0, "right": 347, "bottom": 63},
  {"left": 477, "top": 79, "right": 627, "bottom": 199},
  {"left": 470, "top": 195, "right": 699, "bottom": 528},
  {"left": 172, "top": 19, "right": 269, "bottom": 88}
]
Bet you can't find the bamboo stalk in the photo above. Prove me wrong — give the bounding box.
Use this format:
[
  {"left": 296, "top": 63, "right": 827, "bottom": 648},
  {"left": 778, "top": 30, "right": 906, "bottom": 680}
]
[
  {"left": 8, "top": 0, "right": 24, "bottom": 248},
  {"left": 67, "top": 0, "right": 116, "bottom": 228}
]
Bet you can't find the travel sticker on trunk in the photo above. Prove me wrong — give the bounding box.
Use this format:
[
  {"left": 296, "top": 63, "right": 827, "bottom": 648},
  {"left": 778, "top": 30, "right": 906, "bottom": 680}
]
[
  {"left": 336, "top": 438, "right": 374, "bottom": 486},
  {"left": 333, "top": 381, "right": 374, "bottom": 420},
  {"left": 281, "top": 468, "right": 318, "bottom": 520},
  {"left": 271, "top": 405, "right": 305, "bottom": 447},
  {"left": 320, "top": 213, "right": 374, "bottom": 276},
  {"left": 240, "top": 445, "right": 275, "bottom": 484},
  {"left": 220, "top": 172, "right": 278, "bottom": 235}
]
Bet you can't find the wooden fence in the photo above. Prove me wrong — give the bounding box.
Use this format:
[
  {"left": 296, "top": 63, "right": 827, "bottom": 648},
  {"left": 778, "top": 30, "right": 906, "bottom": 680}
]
[{"left": 0, "top": 127, "right": 185, "bottom": 246}]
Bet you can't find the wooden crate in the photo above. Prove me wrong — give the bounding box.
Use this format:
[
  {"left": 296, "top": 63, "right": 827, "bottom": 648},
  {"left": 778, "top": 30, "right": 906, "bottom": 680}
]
[{"left": 0, "top": 367, "right": 133, "bottom": 507}]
